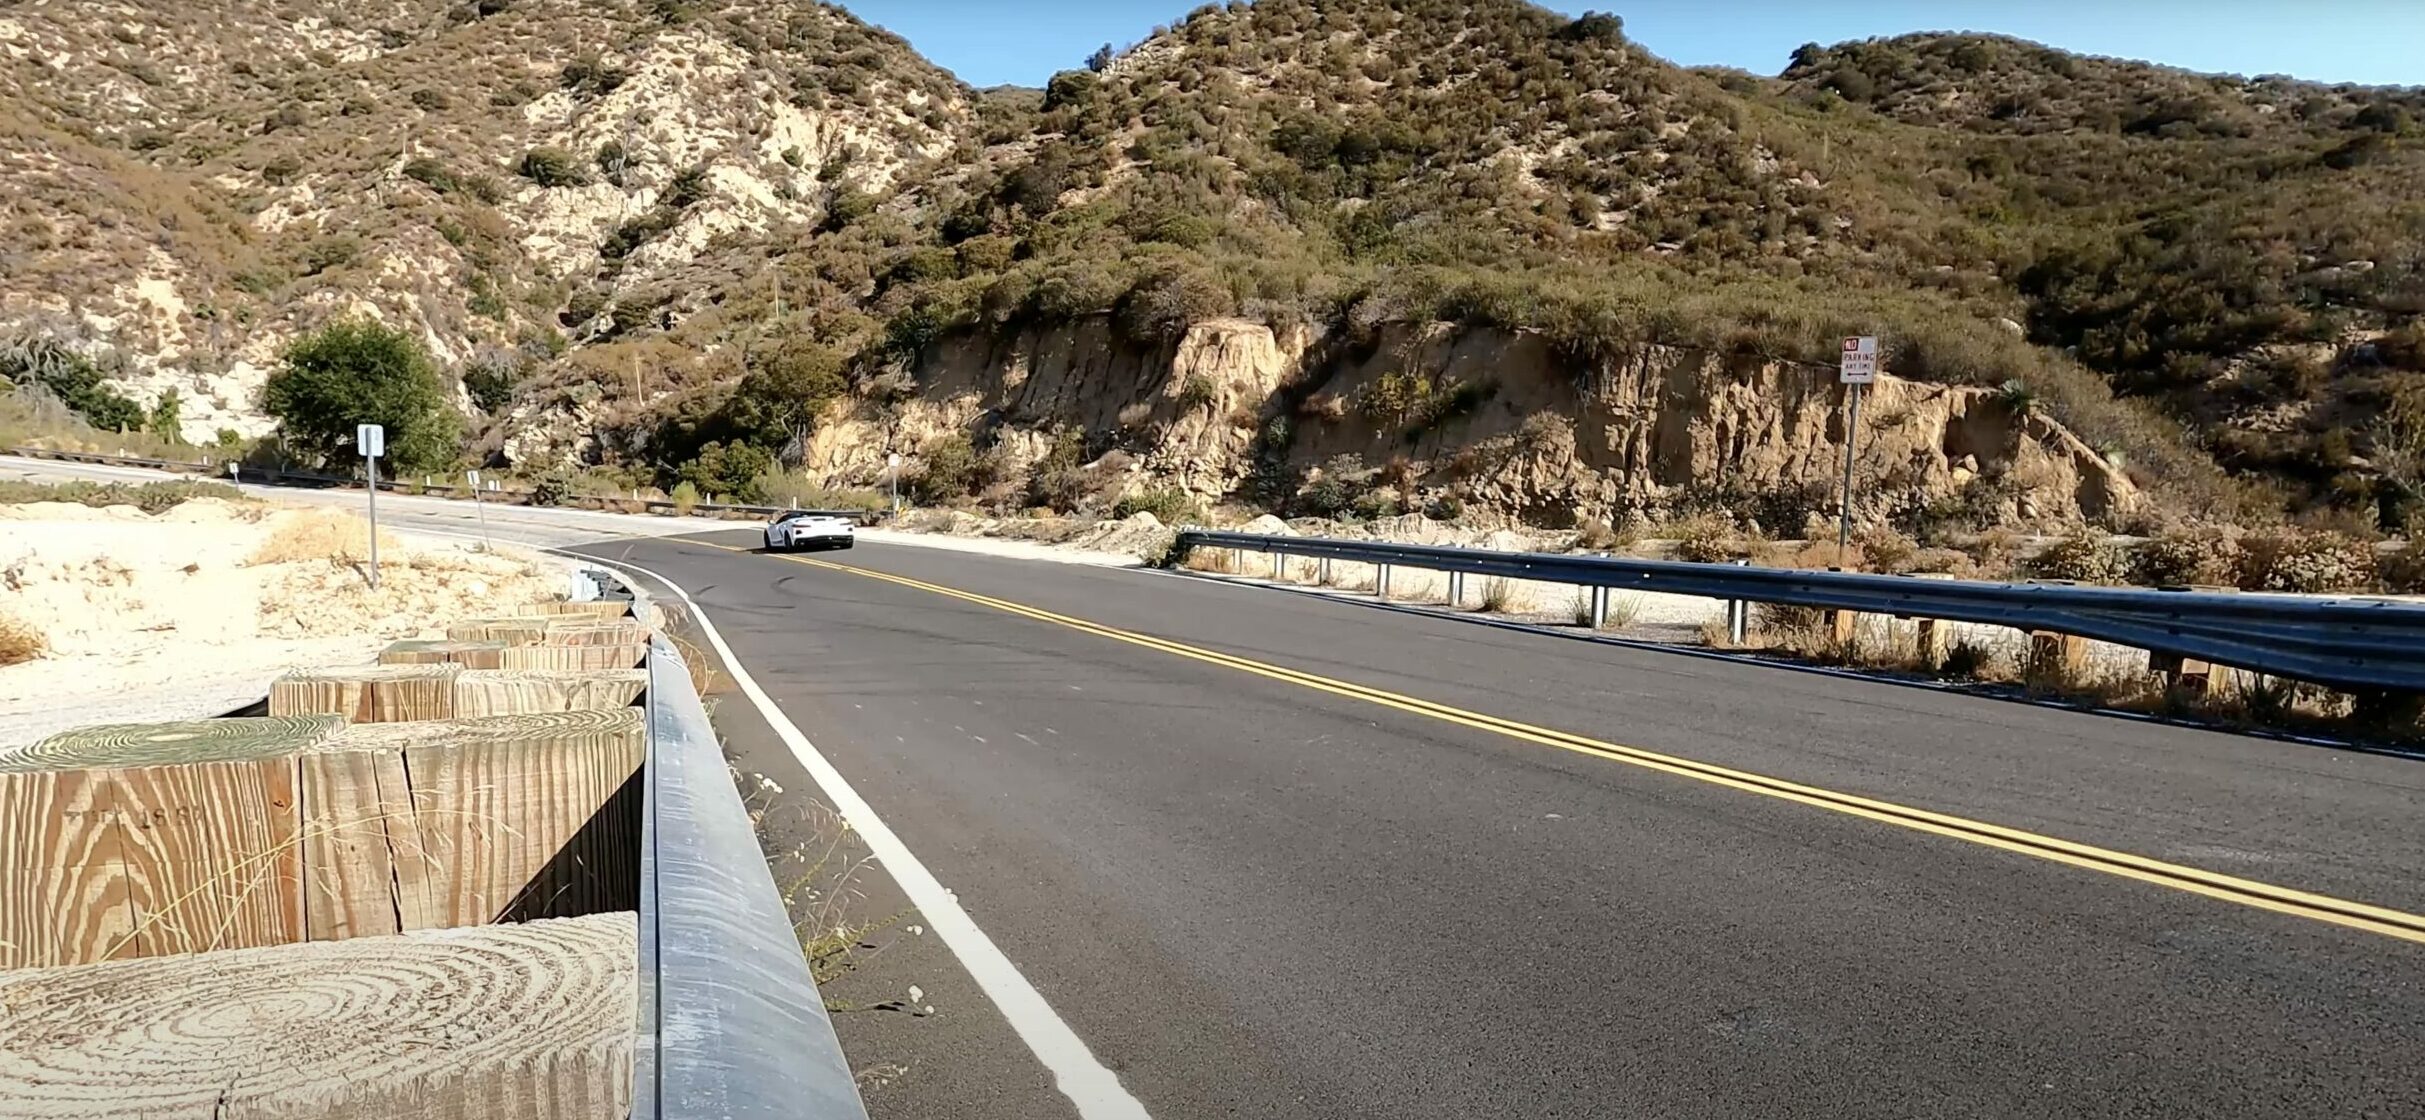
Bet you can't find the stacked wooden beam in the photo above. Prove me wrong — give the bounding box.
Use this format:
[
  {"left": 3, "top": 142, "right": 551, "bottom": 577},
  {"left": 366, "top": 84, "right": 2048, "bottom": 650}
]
[{"left": 0, "top": 593, "right": 656, "bottom": 1119}]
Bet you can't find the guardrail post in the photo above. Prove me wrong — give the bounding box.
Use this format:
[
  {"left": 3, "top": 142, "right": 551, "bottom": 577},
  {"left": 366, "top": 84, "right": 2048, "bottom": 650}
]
[
  {"left": 1317, "top": 557, "right": 1331, "bottom": 586},
  {"left": 1588, "top": 586, "right": 1609, "bottom": 629},
  {"left": 1376, "top": 564, "right": 1391, "bottom": 600},
  {"left": 1448, "top": 571, "right": 1465, "bottom": 608},
  {"left": 1914, "top": 618, "right": 1950, "bottom": 670}
]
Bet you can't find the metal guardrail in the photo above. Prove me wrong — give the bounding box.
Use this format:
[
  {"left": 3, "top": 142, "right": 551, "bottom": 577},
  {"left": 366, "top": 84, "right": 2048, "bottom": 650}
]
[
  {"left": 1174, "top": 530, "right": 2425, "bottom": 694},
  {"left": 607, "top": 570, "right": 869, "bottom": 1119},
  {"left": 2, "top": 446, "right": 882, "bottom": 523}
]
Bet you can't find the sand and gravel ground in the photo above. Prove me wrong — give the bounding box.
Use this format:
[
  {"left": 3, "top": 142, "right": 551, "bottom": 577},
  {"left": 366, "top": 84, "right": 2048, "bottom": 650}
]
[{"left": 0, "top": 498, "right": 571, "bottom": 747}]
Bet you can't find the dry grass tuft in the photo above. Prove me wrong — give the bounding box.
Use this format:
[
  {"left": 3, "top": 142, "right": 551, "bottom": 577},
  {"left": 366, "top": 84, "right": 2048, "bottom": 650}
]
[
  {"left": 1477, "top": 576, "right": 1517, "bottom": 612},
  {"left": 244, "top": 509, "right": 403, "bottom": 565},
  {"left": 0, "top": 612, "right": 47, "bottom": 666}
]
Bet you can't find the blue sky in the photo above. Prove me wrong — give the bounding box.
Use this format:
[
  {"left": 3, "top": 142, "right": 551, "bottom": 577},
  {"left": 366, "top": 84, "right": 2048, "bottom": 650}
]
[{"left": 840, "top": 1, "right": 2425, "bottom": 89}]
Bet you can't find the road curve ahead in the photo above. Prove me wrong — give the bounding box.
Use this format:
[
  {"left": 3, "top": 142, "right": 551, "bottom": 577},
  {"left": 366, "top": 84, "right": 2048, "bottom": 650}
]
[{"left": 577, "top": 531, "right": 2425, "bottom": 1120}]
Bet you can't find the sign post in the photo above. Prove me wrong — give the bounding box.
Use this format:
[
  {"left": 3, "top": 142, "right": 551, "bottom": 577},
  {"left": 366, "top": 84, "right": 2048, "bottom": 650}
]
[
  {"left": 467, "top": 469, "right": 490, "bottom": 551},
  {"left": 1836, "top": 337, "right": 1878, "bottom": 558},
  {"left": 887, "top": 452, "right": 903, "bottom": 513},
  {"left": 358, "top": 423, "right": 385, "bottom": 589}
]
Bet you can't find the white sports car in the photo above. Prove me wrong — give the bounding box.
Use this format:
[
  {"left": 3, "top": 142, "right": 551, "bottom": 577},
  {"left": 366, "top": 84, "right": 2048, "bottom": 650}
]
[{"left": 764, "top": 511, "right": 855, "bottom": 552}]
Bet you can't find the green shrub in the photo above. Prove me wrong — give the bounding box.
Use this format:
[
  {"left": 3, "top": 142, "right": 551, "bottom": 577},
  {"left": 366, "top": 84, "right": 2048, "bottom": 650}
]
[
  {"left": 528, "top": 469, "right": 577, "bottom": 507},
  {"left": 1113, "top": 487, "right": 1199, "bottom": 524},
  {"left": 1176, "top": 373, "right": 1219, "bottom": 411},
  {"left": 675, "top": 441, "right": 776, "bottom": 504},
  {"left": 0, "top": 479, "right": 242, "bottom": 513},
  {"left": 669, "top": 480, "right": 699, "bottom": 513},
  {"left": 910, "top": 433, "right": 985, "bottom": 504},
  {"left": 1672, "top": 515, "right": 1737, "bottom": 563},
  {"left": 518, "top": 147, "right": 588, "bottom": 187},
  {"left": 2236, "top": 531, "right": 2377, "bottom": 593},
  {"left": 0, "top": 336, "right": 143, "bottom": 432},
  {"left": 2130, "top": 530, "right": 2240, "bottom": 587},
  {"left": 2377, "top": 545, "right": 2425, "bottom": 594},
  {"left": 2030, "top": 531, "right": 2128, "bottom": 583}
]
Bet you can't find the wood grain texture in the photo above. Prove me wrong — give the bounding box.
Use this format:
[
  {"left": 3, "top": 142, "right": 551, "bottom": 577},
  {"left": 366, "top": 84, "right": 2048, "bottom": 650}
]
[
  {"left": 2, "top": 716, "right": 344, "bottom": 772},
  {"left": 0, "top": 913, "right": 636, "bottom": 1120},
  {"left": 269, "top": 666, "right": 459, "bottom": 722},
  {"left": 301, "top": 710, "right": 644, "bottom": 934},
  {"left": 452, "top": 669, "right": 646, "bottom": 718},
  {"left": 295, "top": 749, "right": 406, "bottom": 941},
  {"left": 442, "top": 618, "right": 553, "bottom": 646},
  {"left": 0, "top": 761, "right": 300, "bottom": 968},
  {"left": 497, "top": 643, "right": 648, "bottom": 671},
  {"left": 316, "top": 709, "right": 644, "bottom": 755},
  {"left": 0, "top": 768, "right": 132, "bottom": 969},
  {"left": 112, "top": 760, "right": 302, "bottom": 959},
  {"left": 536, "top": 620, "right": 651, "bottom": 647},
  {"left": 523, "top": 601, "right": 632, "bottom": 620},
  {"left": 398, "top": 737, "right": 640, "bottom": 927},
  {"left": 377, "top": 639, "right": 508, "bottom": 669}
]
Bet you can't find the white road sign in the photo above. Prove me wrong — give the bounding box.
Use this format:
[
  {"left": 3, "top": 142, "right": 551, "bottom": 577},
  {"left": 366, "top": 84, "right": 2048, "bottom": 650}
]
[
  {"left": 357, "top": 423, "right": 386, "bottom": 458},
  {"left": 1839, "top": 336, "right": 1878, "bottom": 385}
]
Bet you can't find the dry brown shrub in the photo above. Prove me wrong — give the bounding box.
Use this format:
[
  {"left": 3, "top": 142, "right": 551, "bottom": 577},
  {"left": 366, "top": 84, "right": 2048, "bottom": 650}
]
[
  {"left": 0, "top": 612, "right": 46, "bottom": 666},
  {"left": 244, "top": 509, "right": 404, "bottom": 565}
]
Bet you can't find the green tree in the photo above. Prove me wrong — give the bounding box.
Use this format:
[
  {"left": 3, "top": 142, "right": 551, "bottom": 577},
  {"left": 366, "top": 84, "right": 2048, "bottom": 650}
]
[
  {"left": 722, "top": 335, "right": 846, "bottom": 447},
  {"left": 263, "top": 319, "right": 461, "bottom": 473},
  {"left": 675, "top": 440, "right": 774, "bottom": 503},
  {"left": 147, "top": 387, "right": 183, "bottom": 444}
]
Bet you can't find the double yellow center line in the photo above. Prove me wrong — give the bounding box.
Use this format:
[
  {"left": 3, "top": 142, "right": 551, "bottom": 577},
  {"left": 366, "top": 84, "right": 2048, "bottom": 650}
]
[{"left": 717, "top": 540, "right": 2425, "bottom": 946}]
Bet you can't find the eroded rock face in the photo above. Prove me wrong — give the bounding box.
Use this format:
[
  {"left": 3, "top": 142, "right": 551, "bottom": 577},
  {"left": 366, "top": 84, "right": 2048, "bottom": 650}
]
[{"left": 788, "top": 316, "right": 2136, "bottom": 531}]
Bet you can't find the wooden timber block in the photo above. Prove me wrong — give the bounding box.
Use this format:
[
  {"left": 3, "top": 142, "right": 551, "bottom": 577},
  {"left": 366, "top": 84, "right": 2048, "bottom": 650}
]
[
  {"left": 299, "top": 710, "right": 645, "bottom": 937},
  {"left": 523, "top": 601, "right": 632, "bottom": 621},
  {"left": 0, "top": 913, "right": 635, "bottom": 1120},
  {"left": 443, "top": 617, "right": 554, "bottom": 646},
  {"left": 270, "top": 665, "right": 460, "bottom": 723},
  {"left": 498, "top": 643, "right": 649, "bottom": 672},
  {"left": 453, "top": 669, "right": 647, "bottom": 718},
  {"left": 1913, "top": 618, "right": 1951, "bottom": 671},
  {"left": 0, "top": 758, "right": 302, "bottom": 969},
  {"left": 2027, "top": 631, "right": 2089, "bottom": 687},
  {"left": 538, "top": 620, "right": 652, "bottom": 648},
  {"left": 2149, "top": 651, "right": 2216, "bottom": 694},
  {"left": 379, "top": 639, "right": 509, "bottom": 669}
]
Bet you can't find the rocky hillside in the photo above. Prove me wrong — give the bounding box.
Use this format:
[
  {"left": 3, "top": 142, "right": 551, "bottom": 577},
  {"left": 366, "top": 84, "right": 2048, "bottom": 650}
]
[
  {"left": 0, "top": 0, "right": 966, "bottom": 438},
  {"left": 4, "top": 1, "right": 2422, "bottom": 537}
]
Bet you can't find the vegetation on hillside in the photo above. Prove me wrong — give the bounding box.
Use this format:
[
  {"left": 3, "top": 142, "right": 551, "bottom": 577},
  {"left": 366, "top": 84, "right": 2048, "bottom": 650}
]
[
  {"left": 4, "top": 0, "right": 2424, "bottom": 536},
  {"left": 263, "top": 320, "right": 461, "bottom": 473}
]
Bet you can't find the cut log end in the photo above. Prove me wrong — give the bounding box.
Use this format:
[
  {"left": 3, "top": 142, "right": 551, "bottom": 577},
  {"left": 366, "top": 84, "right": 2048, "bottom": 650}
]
[
  {"left": 2, "top": 715, "right": 344, "bottom": 773},
  {"left": 0, "top": 914, "right": 636, "bottom": 1120}
]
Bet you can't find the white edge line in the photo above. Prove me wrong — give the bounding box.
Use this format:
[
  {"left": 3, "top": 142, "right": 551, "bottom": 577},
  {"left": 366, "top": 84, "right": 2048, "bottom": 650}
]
[{"left": 566, "top": 547, "right": 1155, "bottom": 1120}]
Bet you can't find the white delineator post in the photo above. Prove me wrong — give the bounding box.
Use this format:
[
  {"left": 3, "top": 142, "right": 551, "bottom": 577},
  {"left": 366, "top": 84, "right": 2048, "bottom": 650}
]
[{"left": 468, "top": 469, "right": 490, "bottom": 551}]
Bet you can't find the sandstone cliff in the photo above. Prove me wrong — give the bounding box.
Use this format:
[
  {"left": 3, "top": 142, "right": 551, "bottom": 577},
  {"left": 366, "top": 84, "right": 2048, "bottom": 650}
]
[{"left": 798, "top": 316, "right": 2135, "bottom": 531}]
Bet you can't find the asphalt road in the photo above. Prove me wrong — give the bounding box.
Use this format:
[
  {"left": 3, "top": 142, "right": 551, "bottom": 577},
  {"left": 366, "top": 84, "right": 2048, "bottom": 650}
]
[{"left": 580, "top": 531, "right": 2424, "bottom": 1119}]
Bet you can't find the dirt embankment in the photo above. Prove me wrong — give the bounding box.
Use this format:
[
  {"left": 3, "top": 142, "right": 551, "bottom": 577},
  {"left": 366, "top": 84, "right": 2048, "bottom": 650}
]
[
  {"left": 0, "top": 498, "right": 566, "bottom": 746},
  {"left": 790, "top": 316, "right": 2134, "bottom": 532}
]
